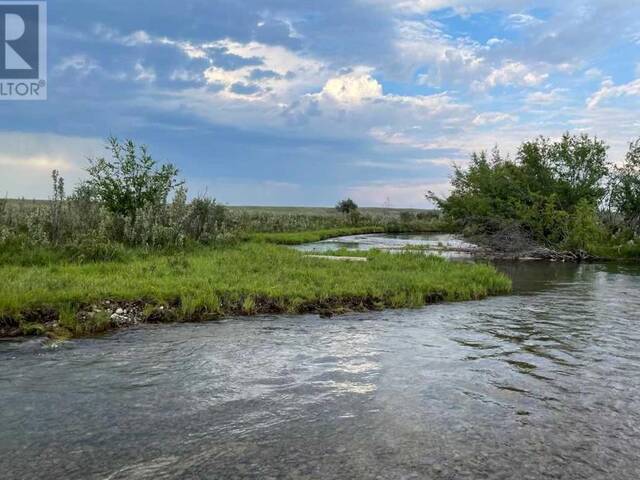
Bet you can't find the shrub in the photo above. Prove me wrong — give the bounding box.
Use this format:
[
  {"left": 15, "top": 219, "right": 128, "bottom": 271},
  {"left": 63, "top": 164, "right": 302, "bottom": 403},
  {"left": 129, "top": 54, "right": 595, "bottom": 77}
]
[
  {"left": 336, "top": 198, "right": 358, "bottom": 214},
  {"left": 80, "top": 137, "right": 182, "bottom": 223},
  {"left": 186, "top": 196, "right": 227, "bottom": 243},
  {"left": 563, "top": 200, "right": 606, "bottom": 252}
]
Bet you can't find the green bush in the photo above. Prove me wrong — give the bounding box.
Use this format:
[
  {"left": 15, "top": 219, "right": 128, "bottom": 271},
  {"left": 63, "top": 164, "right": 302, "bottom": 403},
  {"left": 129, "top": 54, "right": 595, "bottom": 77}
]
[
  {"left": 336, "top": 198, "right": 358, "bottom": 214},
  {"left": 563, "top": 200, "right": 606, "bottom": 252},
  {"left": 429, "top": 133, "right": 622, "bottom": 255}
]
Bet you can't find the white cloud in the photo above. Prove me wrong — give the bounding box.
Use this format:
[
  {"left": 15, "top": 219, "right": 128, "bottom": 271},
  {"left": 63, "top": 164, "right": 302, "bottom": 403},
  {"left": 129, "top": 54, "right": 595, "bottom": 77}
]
[
  {"left": 93, "top": 24, "right": 152, "bottom": 47},
  {"left": 54, "top": 54, "right": 100, "bottom": 76},
  {"left": 134, "top": 62, "right": 156, "bottom": 82},
  {"left": 478, "top": 61, "right": 548, "bottom": 90},
  {"left": 94, "top": 27, "right": 325, "bottom": 99},
  {"left": 204, "top": 67, "right": 247, "bottom": 88},
  {"left": 506, "top": 13, "right": 543, "bottom": 28},
  {"left": 353, "top": 157, "right": 456, "bottom": 170},
  {"left": 587, "top": 78, "right": 640, "bottom": 109},
  {"left": 198, "top": 39, "right": 328, "bottom": 100},
  {"left": 0, "top": 155, "right": 75, "bottom": 171},
  {"left": 584, "top": 68, "right": 603, "bottom": 79},
  {"left": 472, "top": 112, "right": 518, "bottom": 126},
  {"left": 362, "top": 0, "right": 514, "bottom": 15},
  {"left": 122, "top": 30, "right": 153, "bottom": 47},
  {"left": 321, "top": 70, "right": 383, "bottom": 104},
  {"left": 170, "top": 69, "right": 203, "bottom": 83},
  {"left": 486, "top": 37, "right": 506, "bottom": 47},
  {"left": 159, "top": 38, "right": 208, "bottom": 59},
  {"left": 364, "top": 0, "right": 458, "bottom": 14},
  {"left": 393, "top": 20, "right": 553, "bottom": 93},
  {"left": 525, "top": 88, "right": 565, "bottom": 105},
  {"left": 398, "top": 20, "right": 485, "bottom": 87}
]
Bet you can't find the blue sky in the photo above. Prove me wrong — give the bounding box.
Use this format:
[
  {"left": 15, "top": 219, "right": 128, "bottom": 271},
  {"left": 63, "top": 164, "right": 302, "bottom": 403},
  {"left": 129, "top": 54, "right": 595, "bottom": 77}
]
[{"left": 2, "top": 0, "right": 640, "bottom": 207}]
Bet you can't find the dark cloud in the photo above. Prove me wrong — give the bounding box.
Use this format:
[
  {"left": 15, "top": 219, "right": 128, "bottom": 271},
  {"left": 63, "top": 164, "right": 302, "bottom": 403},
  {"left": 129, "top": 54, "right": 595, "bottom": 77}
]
[
  {"left": 229, "top": 83, "right": 262, "bottom": 95},
  {"left": 249, "top": 69, "right": 283, "bottom": 80},
  {"left": 253, "top": 18, "right": 303, "bottom": 50},
  {"left": 210, "top": 48, "right": 264, "bottom": 70},
  {"left": 53, "top": 0, "right": 397, "bottom": 68}
]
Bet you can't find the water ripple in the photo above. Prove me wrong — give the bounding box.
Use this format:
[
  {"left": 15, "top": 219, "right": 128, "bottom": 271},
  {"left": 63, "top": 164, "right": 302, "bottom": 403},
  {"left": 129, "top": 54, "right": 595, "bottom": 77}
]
[{"left": 1, "top": 259, "right": 640, "bottom": 479}]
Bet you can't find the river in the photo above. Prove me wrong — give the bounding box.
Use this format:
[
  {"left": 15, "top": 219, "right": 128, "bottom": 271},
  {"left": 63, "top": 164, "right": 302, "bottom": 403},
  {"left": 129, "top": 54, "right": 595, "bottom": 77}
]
[{"left": 1, "top": 234, "right": 639, "bottom": 479}]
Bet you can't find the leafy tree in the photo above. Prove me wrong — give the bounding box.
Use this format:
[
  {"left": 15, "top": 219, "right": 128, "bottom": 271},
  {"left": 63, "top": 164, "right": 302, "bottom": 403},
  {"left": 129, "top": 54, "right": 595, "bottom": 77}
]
[
  {"left": 429, "top": 133, "right": 612, "bottom": 251},
  {"left": 429, "top": 149, "right": 529, "bottom": 228},
  {"left": 515, "top": 134, "right": 609, "bottom": 209},
  {"left": 336, "top": 198, "right": 358, "bottom": 214},
  {"left": 80, "top": 137, "right": 182, "bottom": 223},
  {"left": 610, "top": 139, "right": 640, "bottom": 233},
  {"left": 547, "top": 133, "right": 609, "bottom": 209}
]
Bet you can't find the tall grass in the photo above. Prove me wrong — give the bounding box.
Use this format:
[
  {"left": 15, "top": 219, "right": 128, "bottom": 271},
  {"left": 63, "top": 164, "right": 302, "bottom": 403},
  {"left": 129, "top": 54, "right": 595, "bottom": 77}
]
[{"left": 1, "top": 196, "right": 446, "bottom": 259}]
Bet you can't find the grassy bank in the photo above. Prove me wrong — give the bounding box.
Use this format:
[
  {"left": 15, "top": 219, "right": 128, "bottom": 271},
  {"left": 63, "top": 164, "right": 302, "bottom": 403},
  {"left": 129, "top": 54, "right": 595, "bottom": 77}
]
[{"left": 0, "top": 243, "right": 511, "bottom": 338}]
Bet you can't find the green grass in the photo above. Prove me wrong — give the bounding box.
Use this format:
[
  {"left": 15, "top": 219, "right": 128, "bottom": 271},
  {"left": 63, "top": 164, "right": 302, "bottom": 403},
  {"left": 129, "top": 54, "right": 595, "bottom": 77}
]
[{"left": 0, "top": 243, "right": 511, "bottom": 338}]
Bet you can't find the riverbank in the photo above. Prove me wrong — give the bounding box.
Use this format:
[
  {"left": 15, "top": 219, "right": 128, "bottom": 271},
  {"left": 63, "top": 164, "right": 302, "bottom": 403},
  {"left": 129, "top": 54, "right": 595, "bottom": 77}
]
[
  {"left": 465, "top": 226, "right": 640, "bottom": 262},
  {"left": 0, "top": 242, "right": 511, "bottom": 339}
]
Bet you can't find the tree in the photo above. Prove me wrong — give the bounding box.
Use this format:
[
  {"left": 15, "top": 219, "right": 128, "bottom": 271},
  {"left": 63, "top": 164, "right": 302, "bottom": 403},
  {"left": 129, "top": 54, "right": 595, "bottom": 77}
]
[
  {"left": 547, "top": 133, "right": 609, "bottom": 210},
  {"left": 428, "top": 133, "right": 612, "bottom": 250},
  {"left": 610, "top": 139, "right": 640, "bottom": 233},
  {"left": 80, "top": 137, "right": 182, "bottom": 223},
  {"left": 336, "top": 198, "right": 358, "bottom": 214}
]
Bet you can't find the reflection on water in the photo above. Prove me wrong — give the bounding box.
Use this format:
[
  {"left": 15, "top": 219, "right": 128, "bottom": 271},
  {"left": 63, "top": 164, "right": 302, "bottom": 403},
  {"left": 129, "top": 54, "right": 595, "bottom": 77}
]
[
  {"left": 294, "top": 233, "right": 479, "bottom": 258},
  {"left": 1, "top": 245, "right": 640, "bottom": 478}
]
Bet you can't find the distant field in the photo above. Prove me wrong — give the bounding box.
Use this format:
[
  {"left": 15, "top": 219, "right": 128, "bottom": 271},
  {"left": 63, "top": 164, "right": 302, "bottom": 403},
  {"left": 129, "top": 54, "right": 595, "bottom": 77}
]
[
  {"left": 221, "top": 205, "right": 434, "bottom": 217},
  {"left": 4, "top": 199, "right": 435, "bottom": 218}
]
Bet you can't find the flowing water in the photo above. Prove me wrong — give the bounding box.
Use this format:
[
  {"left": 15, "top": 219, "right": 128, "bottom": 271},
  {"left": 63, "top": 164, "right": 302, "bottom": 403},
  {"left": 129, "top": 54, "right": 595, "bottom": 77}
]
[
  {"left": 294, "top": 232, "right": 479, "bottom": 258},
  {"left": 1, "top": 235, "right": 640, "bottom": 479}
]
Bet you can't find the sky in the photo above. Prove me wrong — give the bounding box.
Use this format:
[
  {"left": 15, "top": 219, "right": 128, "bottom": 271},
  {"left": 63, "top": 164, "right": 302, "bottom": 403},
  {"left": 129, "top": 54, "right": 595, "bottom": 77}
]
[{"left": 2, "top": 0, "right": 640, "bottom": 207}]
